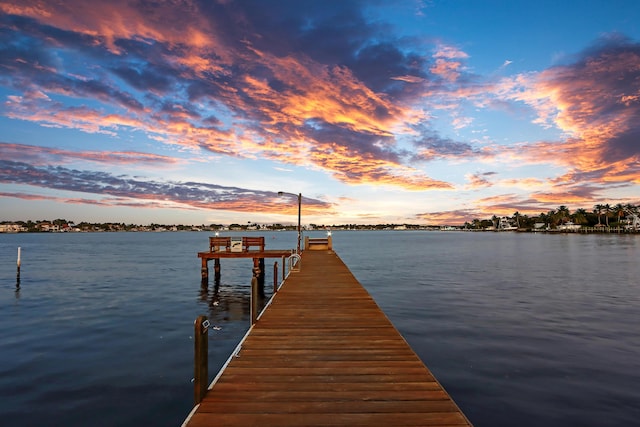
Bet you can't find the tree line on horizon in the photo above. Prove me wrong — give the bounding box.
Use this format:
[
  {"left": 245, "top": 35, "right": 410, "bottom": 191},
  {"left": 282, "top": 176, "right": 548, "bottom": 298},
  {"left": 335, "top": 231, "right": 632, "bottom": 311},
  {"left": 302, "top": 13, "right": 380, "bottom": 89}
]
[
  {"left": 466, "top": 203, "right": 640, "bottom": 230},
  {"left": 4, "top": 202, "right": 640, "bottom": 232}
]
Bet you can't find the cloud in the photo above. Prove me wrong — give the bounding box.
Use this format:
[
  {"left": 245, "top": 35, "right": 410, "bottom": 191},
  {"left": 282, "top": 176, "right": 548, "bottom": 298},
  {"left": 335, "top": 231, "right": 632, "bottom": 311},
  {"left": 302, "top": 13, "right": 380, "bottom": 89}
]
[
  {"left": 391, "top": 75, "right": 425, "bottom": 83},
  {"left": 1, "top": 2, "right": 452, "bottom": 190},
  {"left": 411, "top": 130, "right": 490, "bottom": 162},
  {"left": 433, "top": 45, "right": 469, "bottom": 60},
  {"left": 499, "top": 35, "right": 640, "bottom": 185},
  {"left": 2, "top": 0, "right": 640, "bottom": 223},
  {"left": 0, "top": 142, "right": 180, "bottom": 166},
  {"left": 465, "top": 171, "right": 496, "bottom": 189},
  {"left": 429, "top": 44, "right": 469, "bottom": 82},
  {"left": 414, "top": 208, "right": 483, "bottom": 225},
  {"left": 0, "top": 160, "right": 334, "bottom": 215}
]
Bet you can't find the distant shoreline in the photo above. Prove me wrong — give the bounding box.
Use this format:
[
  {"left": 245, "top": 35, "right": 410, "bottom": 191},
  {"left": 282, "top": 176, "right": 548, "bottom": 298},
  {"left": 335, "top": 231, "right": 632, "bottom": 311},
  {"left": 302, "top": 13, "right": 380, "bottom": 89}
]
[{"left": 2, "top": 225, "right": 639, "bottom": 234}]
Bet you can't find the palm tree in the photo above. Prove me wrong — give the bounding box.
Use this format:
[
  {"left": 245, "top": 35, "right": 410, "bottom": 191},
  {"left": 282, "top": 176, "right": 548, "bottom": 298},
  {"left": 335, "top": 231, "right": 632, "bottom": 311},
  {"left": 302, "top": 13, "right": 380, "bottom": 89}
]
[
  {"left": 512, "top": 211, "right": 521, "bottom": 228},
  {"left": 546, "top": 209, "right": 559, "bottom": 227},
  {"left": 594, "top": 204, "right": 604, "bottom": 226},
  {"left": 614, "top": 203, "right": 625, "bottom": 226},
  {"left": 573, "top": 208, "right": 588, "bottom": 225},
  {"left": 557, "top": 205, "right": 570, "bottom": 225},
  {"left": 604, "top": 204, "right": 612, "bottom": 226},
  {"left": 538, "top": 212, "right": 550, "bottom": 229}
]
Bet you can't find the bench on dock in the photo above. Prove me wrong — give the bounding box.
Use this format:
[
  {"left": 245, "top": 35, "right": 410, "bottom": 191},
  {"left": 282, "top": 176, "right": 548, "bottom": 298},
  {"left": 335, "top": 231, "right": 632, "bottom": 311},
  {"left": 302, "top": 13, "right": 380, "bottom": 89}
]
[
  {"left": 305, "top": 236, "right": 332, "bottom": 250},
  {"left": 209, "top": 236, "right": 265, "bottom": 252},
  {"left": 242, "top": 236, "right": 265, "bottom": 252},
  {"left": 209, "top": 237, "right": 231, "bottom": 252}
]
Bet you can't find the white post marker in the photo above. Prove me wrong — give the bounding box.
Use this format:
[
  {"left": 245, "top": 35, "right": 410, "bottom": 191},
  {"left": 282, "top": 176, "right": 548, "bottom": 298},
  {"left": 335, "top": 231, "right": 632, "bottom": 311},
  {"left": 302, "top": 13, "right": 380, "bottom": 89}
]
[{"left": 16, "top": 246, "right": 21, "bottom": 286}]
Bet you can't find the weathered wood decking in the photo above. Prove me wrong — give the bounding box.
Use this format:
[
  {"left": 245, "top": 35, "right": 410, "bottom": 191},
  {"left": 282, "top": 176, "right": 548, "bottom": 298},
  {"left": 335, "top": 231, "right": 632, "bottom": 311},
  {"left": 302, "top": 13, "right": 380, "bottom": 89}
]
[{"left": 183, "top": 249, "right": 472, "bottom": 427}]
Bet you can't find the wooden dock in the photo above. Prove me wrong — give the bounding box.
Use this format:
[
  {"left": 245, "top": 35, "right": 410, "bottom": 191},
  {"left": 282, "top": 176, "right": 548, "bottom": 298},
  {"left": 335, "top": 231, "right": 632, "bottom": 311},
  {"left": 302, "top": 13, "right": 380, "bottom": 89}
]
[
  {"left": 197, "top": 236, "right": 294, "bottom": 286},
  {"left": 184, "top": 249, "right": 472, "bottom": 426}
]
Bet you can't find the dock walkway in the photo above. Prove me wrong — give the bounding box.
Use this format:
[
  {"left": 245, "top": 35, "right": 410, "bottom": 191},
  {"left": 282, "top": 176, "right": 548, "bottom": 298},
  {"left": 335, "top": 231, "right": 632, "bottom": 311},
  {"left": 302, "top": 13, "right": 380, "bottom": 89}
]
[{"left": 183, "top": 249, "right": 472, "bottom": 426}]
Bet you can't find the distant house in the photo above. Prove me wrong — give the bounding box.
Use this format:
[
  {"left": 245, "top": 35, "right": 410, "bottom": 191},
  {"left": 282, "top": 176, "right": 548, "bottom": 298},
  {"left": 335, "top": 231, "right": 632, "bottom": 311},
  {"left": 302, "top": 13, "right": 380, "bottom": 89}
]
[
  {"left": 557, "top": 222, "right": 581, "bottom": 231},
  {"left": 37, "top": 222, "right": 60, "bottom": 232},
  {"left": 0, "top": 223, "right": 26, "bottom": 233}
]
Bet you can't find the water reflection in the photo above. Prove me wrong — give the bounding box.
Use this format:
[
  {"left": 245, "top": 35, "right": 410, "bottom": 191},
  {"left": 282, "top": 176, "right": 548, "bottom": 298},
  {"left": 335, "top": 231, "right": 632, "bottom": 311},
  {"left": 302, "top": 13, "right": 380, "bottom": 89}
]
[{"left": 198, "top": 280, "right": 271, "bottom": 323}]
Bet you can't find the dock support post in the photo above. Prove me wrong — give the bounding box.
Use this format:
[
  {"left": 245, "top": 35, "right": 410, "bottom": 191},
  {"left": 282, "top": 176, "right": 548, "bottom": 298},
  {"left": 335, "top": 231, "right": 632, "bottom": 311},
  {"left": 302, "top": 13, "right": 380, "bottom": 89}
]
[
  {"left": 259, "top": 258, "right": 265, "bottom": 289},
  {"left": 252, "top": 258, "right": 265, "bottom": 297},
  {"left": 194, "top": 315, "right": 209, "bottom": 405},
  {"left": 273, "top": 262, "right": 278, "bottom": 293},
  {"left": 251, "top": 277, "right": 259, "bottom": 325},
  {"left": 213, "top": 259, "right": 221, "bottom": 285},
  {"left": 200, "top": 258, "right": 208, "bottom": 286},
  {"left": 281, "top": 255, "right": 286, "bottom": 281}
]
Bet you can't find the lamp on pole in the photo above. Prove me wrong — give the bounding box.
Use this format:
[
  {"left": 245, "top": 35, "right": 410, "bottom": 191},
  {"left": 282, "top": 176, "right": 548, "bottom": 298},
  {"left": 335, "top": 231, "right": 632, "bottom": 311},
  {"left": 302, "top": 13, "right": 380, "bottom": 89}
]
[{"left": 278, "top": 191, "right": 302, "bottom": 254}]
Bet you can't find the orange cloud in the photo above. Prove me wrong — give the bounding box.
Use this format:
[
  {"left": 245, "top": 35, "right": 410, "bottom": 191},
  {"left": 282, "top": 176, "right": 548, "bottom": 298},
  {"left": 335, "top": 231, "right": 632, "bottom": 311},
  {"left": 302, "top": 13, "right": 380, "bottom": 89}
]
[
  {"left": 430, "top": 58, "right": 464, "bottom": 82},
  {"left": 496, "top": 41, "right": 640, "bottom": 187},
  {"left": 307, "top": 142, "right": 452, "bottom": 190},
  {"left": 0, "top": 1, "right": 224, "bottom": 56},
  {"left": 414, "top": 209, "right": 482, "bottom": 225},
  {"left": 429, "top": 44, "right": 469, "bottom": 82}
]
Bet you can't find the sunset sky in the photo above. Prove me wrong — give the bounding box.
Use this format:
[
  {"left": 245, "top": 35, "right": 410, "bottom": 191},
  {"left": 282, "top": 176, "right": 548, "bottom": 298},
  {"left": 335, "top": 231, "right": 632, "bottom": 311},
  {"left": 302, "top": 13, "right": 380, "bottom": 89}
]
[{"left": 1, "top": 1, "right": 640, "bottom": 226}]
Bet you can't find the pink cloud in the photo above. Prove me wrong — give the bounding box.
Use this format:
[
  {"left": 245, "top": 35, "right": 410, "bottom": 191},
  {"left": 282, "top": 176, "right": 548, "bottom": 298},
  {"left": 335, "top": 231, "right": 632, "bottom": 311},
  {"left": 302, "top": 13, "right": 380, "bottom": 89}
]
[
  {"left": 496, "top": 38, "right": 640, "bottom": 187},
  {"left": 0, "top": 143, "right": 180, "bottom": 167}
]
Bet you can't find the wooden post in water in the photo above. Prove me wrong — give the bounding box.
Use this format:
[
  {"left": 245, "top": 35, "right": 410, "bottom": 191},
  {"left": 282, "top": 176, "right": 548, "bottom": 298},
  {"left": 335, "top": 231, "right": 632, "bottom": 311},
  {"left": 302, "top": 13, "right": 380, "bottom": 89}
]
[
  {"left": 273, "top": 261, "right": 278, "bottom": 293},
  {"left": 251, "top": 277, "right": 259, "bottom": 325},
  {"left": 213, "top": 259, "right": 221, "bottom": 284},
  {"left": 252, "top": 258, "right": 264, "bottom": 297},
  {"left": 281, "top": 255, "right": 286, "bottom": 281},
  {"left": 252, "top": 257, "right": 260, "bottom": 278},
  {"left": 193, "top": 315, "right": 209, "bottom": 405},
  {"left": 200, "top": 258, "right": 208, "bottom": 286},
  {"left": 258, "top": 258, "right": 265, "bottom": 295},
  {"left": 16, "top": 247, "right": 21, "bottom": 287}
]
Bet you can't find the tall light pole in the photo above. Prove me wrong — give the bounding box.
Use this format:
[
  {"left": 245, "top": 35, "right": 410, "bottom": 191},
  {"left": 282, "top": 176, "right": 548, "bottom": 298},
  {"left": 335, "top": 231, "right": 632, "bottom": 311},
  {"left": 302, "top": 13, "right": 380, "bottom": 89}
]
[{"left": 278, "top": 191, "right": 302, "bottom": 254}]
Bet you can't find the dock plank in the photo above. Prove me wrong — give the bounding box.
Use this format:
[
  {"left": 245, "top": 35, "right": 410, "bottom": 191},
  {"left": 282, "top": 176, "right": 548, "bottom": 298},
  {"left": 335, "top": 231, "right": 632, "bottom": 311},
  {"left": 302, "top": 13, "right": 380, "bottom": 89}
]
[{"left": 183, "top": 250, "right": 472, "bottom": 426}]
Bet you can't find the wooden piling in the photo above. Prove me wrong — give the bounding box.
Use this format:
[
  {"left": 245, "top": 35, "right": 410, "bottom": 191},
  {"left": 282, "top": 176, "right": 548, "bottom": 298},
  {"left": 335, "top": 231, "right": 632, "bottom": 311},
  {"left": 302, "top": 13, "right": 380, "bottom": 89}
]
[
  {"left": 200, "top": 258, "right": 208, "bottom": 285},
  {"left": 281, "top": 255, "right": 286, "bottom": 281},
  {"left": 250, "top": 277, "right": 259, "bottom": 325},
  {"left": 193, "top": 315, "right": 209, "bottom": 405},
  {"left": 259, "top": 258, "right": 265, "bottom": 286},
  {"left": 213, "top": 258, "right": 221, "bottom": 284},
  {"left": 252, "top": 258, "right": 260, "bottom": 278},
  {"left": 273, "top": 261, "right": 278, "bottom": 293}
]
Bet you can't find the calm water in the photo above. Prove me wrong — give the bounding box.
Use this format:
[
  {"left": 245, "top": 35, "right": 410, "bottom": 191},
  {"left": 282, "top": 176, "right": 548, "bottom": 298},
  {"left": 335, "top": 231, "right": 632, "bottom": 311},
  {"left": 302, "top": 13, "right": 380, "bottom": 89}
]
[{"left": 1, "top": 231, "right": 639, "bottom": 426}]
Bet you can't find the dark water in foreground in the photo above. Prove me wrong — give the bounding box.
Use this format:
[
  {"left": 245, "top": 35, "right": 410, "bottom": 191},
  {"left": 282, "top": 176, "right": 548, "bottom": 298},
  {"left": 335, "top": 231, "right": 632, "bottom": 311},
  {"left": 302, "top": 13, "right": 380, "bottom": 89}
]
[{"left": 1, "top": 231, "right": 639, "bottom": 426}]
